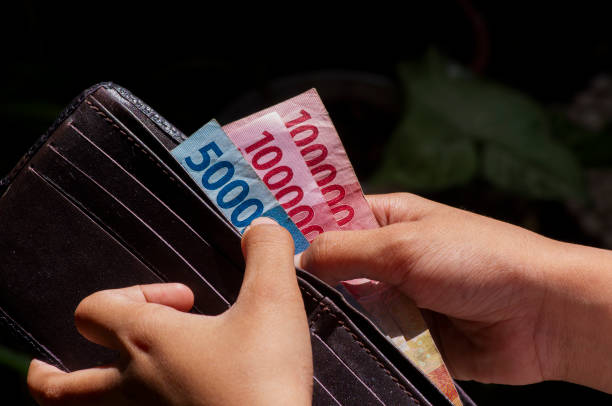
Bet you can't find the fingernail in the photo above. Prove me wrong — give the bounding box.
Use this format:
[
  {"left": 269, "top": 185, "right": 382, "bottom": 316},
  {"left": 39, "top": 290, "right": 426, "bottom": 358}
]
[
  {"left": 243, "top": 216, "right": 278, "bottom": 235},
  {"left": 340, "top": 281, "right": 361, "bottom": 298},
  {"left": 294, "top": 252, "right": 303, "bottom": 269},
  {"left": 250, "top": 217, "right": 278, "bottom": 226}
]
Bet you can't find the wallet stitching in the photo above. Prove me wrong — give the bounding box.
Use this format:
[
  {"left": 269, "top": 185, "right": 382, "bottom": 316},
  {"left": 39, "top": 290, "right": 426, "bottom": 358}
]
[
  {"left": 301, "top": 287, "right": 421, "bottom": 404},
  {"left": 112, "top": 85, "right": 187, "bottom": 143},
  {"left": 84, "top": 100, "right": 178, "bottom": 183}
]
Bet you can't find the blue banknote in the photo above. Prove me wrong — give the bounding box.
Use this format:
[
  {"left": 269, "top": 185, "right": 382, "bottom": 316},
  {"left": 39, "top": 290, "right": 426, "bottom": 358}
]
[{"left": 171, "top": 119, "right": 309, "bottom": 253}]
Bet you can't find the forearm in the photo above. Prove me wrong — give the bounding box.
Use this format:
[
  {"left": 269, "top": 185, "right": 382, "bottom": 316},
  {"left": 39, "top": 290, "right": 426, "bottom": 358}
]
[{"left": 539, "top": 241, "right": 612, "bottom": 392}]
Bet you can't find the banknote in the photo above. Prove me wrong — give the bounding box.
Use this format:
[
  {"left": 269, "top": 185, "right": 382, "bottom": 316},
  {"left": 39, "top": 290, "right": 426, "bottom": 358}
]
[
  {"left": 223, "top": 89, "right": 379, "bottom": 231},
  {"left": 345, "top": 282, "right": 461, "bottom": 406},
  {"left": 171, "top": 119, "right": 309, "bottom": 253},
  {"left": 223, "top": 112, "right": 340, "bottom": 242},
  {"left": 225, "top": 90, "right": 461, "bottom": 404}
]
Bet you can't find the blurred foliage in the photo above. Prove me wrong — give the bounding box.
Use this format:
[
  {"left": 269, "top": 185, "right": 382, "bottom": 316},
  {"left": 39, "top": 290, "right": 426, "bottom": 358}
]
[
  {"left": 0, "top": 345, "right": 30, "bottom": 377},
  {"left": 550, "top": 112, "right": 612, "bottom": 168},
  {"left": 0, "top": 345, "right": 35, "bottom": 405},
  {"left": 372, "top": 50, "right": 589, "bottom": 201}
]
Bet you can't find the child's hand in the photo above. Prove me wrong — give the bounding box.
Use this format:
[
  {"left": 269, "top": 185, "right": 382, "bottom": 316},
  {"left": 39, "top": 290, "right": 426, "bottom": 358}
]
[{"left": 28, "top": 218, "right": 313, "bottom": 405}]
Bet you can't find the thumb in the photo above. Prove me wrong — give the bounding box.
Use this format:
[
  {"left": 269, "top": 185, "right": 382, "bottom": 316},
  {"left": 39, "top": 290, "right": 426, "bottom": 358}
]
[
  {"left": 297, "top": 224, "right": 411, "bottom": 287},
  {"left": 74, "top": 283, "right": 194, "bottom": 350},
  {"left": 235, "top": 217, "right": 303, "bottom": 317}
]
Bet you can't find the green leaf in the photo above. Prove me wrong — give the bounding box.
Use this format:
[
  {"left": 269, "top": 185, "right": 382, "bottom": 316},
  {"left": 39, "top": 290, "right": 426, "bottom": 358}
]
[
  {"left": 371, "top": 104, "right": 478, "bottom": 190},
  {"left": 483, "top": 144, "right": 585, "bottom": 200},
  {"left": 374, "top": 49, "right": 585, "bottom": 200}
]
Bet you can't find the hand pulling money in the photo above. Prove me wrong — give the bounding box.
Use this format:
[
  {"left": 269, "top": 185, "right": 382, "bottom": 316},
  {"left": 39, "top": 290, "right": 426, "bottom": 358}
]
[
  {"left": 172, "top": 89, "right": 461, "bottom": 405},
  {"left": 171, "top": 119, "right": 308, "bottom": 253}
]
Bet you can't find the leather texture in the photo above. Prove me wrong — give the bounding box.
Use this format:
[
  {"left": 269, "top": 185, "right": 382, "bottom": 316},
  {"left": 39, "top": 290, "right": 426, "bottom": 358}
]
[{"left": 0, "top": 83, "right": 475, "bottom": 406}]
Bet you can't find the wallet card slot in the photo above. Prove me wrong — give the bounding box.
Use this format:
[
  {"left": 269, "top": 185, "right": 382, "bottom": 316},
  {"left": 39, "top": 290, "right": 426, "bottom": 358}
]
[
  {"left": 312, "top": 377, "right": 342, "bottom": 406},
  {"left": 105, "top": 85, "right": 187, "bottom": 147},
  {"left": 30, "top": 144, "right": 230, "bottom": 315},
  {"left": 311, "top": 334, "right": 385, "bottom": 405},
  {"left": 299, "top": 270, "right": 452, "bottom": 405},
  {"left": 301, "top": 284, "right": 389, "bottom": 405},
  {"left": 71, "top": 98, "right": 244, "bottom": 267},
  {"left": 49, "top": 121, "right": 243, "bottom": 305},
  {"left": 307, "top": 297, "right": 430, "bottom": 405},
  {"left": 0, "top": 169, "right": 167, "bottom": 370}
]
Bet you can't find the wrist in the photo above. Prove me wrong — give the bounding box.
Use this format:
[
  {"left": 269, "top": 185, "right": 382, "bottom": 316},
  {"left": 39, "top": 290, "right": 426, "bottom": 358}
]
[{"left": 537, "top": 240, "right": 612, "bottom": 392}]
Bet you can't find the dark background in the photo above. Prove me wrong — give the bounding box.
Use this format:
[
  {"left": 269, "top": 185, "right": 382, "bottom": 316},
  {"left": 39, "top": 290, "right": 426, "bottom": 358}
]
[{"left": 2, "top": 1, "right": 612, "bottom": 404}]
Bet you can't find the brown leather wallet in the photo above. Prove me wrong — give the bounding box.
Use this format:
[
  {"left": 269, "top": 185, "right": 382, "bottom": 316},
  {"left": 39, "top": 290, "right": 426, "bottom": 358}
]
[{"left": 0, "top": 83, "right": 475, "bottom": 405}]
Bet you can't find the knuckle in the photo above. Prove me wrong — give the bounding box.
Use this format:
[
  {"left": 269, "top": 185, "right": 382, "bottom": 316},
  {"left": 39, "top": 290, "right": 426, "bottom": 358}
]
[
  {"left": 305, "top": 233, "right": 335, "bottom": 269},
  {"left": 386, "top": 192, "right": 419, "bottom": 208},
  {"left": 382, "top": 225, "right": 420, "bottom": 284},
  {"left": 246, "top": 223, "right": 294, "bottom": 252},
  {"left": 122, "top": 305, "right": 164, "bottom": 354},
  {"left": 389, "top": 192, "right": 438, "bottom": 219},
  {"left": 386, "top": 226, "right": 414, "bottom": 255}
]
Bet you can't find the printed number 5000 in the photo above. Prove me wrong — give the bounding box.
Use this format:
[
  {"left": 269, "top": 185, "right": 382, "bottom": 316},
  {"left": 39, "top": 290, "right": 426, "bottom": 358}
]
[{"left": 185, "top": 142, "right": 264, "bottom": 228}]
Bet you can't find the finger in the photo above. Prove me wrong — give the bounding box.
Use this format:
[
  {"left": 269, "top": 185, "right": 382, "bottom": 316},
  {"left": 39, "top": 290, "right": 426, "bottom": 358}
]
[
  {"left": 236, "top": 217, "right": 302, "bottom": 316},
  {"left": 28, "top": 359, "right": 121, "bottom": 405},
  {"left": 74, "top": 283, "right": 194, "bottom": 349},
  {"left": 297, "top": 224, "right": 412, "bottom": 287},
  {"left": 365, "top": 193, "right": 436, "bottom": 225}
]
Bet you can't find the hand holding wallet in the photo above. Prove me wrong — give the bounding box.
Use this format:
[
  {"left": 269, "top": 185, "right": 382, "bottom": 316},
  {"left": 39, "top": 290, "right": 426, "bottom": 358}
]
[
  {"left": 28, "top": 220, "right": 315, "bottom": 405},
  {"left": 0, "top": 83, "right": 475, "bottom": 405}
]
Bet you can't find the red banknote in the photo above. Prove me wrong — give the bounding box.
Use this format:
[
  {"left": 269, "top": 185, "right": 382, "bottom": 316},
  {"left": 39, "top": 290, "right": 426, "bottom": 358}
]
[
  {"left": 223, "top": 112, "right": 339, "bottom": 241},
  {"left": 224, "top": 89, "right": 378, "bottom": 231}
]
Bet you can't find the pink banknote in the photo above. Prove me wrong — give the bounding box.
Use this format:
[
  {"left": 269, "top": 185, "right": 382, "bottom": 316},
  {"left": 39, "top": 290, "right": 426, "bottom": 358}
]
[
  {"left": 224, "top": 89, "right": 379, "bottom": 231},
  {"left": 223, "top": 112, "right": 340, "bottom": 241}
]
